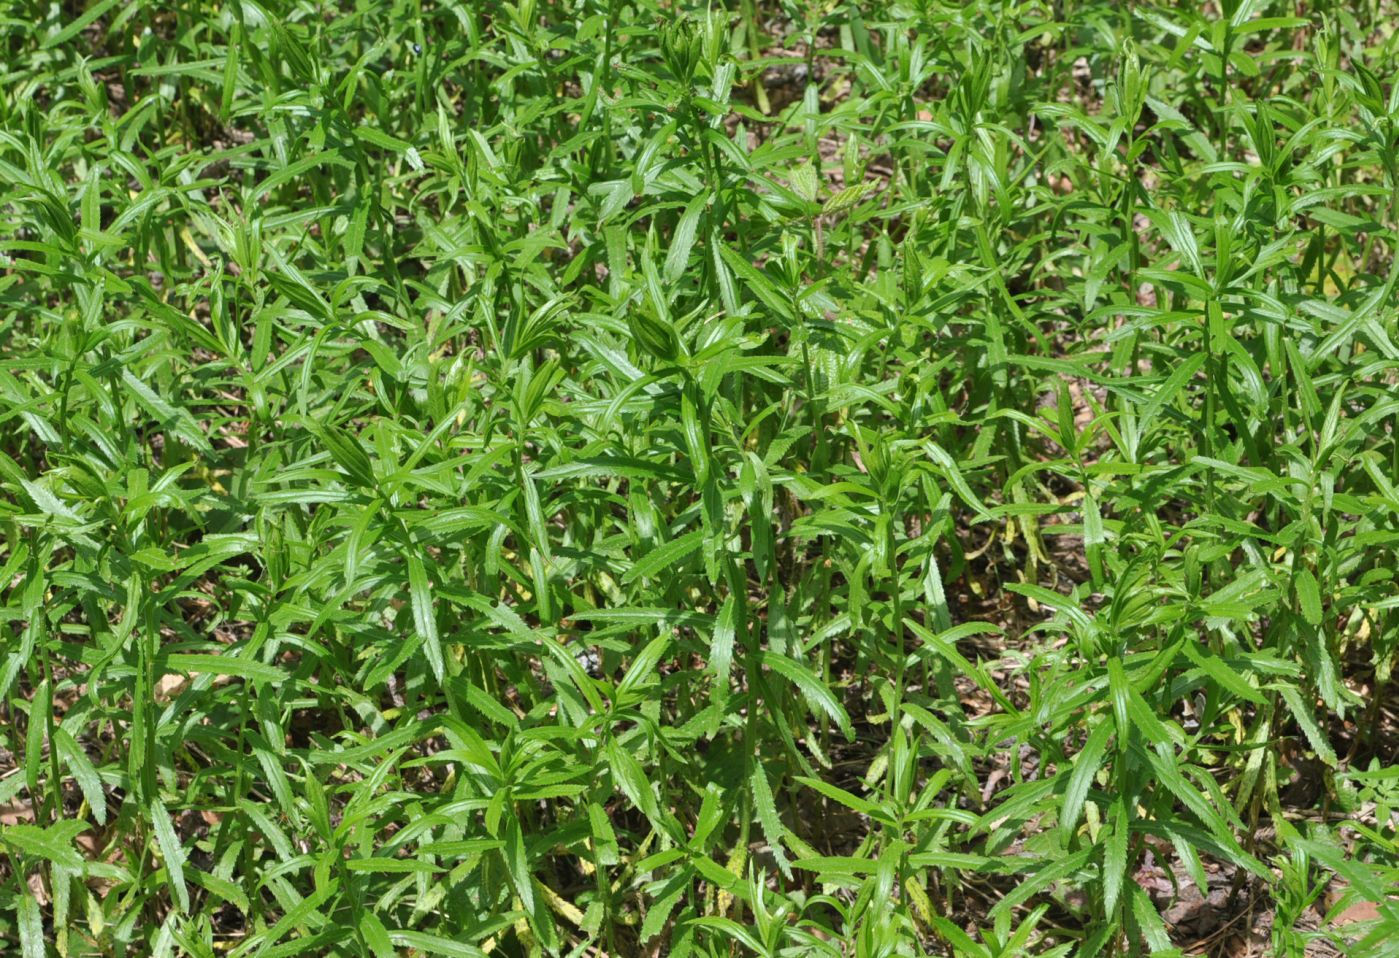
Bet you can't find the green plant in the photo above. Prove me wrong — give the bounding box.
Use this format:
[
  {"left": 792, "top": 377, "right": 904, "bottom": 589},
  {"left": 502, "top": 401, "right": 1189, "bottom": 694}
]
[{"left": 1, "top": 1, "right": 1397, "bottom": 956}]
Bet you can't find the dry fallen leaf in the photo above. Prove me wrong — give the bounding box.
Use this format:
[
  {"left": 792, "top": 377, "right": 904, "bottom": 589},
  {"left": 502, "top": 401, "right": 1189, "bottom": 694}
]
[{"left": 0, "top": 799, "right": 35, "bottom": 826}]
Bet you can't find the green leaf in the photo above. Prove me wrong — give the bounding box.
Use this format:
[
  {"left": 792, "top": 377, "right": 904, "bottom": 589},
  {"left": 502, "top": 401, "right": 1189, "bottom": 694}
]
[
  {"left": 151, "top": 798, "right": 189, "bottom": 913},
  {"left": 794, "top": 776, "right": 883, "bottom": 820},
  {"left": 503, "top": 813, "right": 536, "bottom": 915},
  {"left": 1060, "top": 718, "right": 1112, "bottom": 841},
  {"left": 988, "top": 848, "right": 1092, "bottom": 920},
  {"left": 2, "top": 823, "right": 85, "bottom": 871},
  {"left": 588, "top": 802, "right": 620, "bottom": 866},
  {"left": 1130, "top": 882, "right": 1173, "bottom": 952},
  {"left": 41, "top": 0, "right": 121, "bottom": 48},
  {"left": 821, "top": 181, "right": 877, "bottom": 216},
  {"left": 188, "top": 867, "right": 251, "bottom": 914},
  {"left": 54, "top": 728, "right": 106, "bottom": 826},
  {"left": 606, "top": 739, "right": 662, "bottom": 825},
  {"left": 759, "top": 652, "right": 853, "bottom": 741},
  {"left": 790, "top": 162, "right": 819, "bottom": 203},
  {"left": 924, "top": 442, "right": 994, "bottom": 520},
  {"left": 1106, "top": 657, "right": 1131, "bottom": 742},
  {"left": 709, "top": 595, "right": 737, "bottom": 695},
  {"left": 310, "top": 422, "right": 376, "bottom": 489},
  {"left": 1181, "top": 642, "right": 1266, "bottom": 705},
  {"left": 622, "top": 529, "right": 703, "bottom": 584},
  {"left": 640, "top": 881, "right": 686, "bottom": 943},
  {"left": 1104, "top": 798, "right": 1129, "bottom": 916},
  {"left": 617, "top": 634, "right": 671, "bottom": 701},
  {"left": 358, "top": 912, "right": 395, "bottom": 958},
  {"left": 1277, "top": 685, "right": 1338, "bottom": 768},
  {"left": 749, "top": 762, "right": 791, "bottom": 878},
  {"left": 664, "top": 196, "right": 706, "bottom": 284},
  {"left": 389, "top": 930, "right": 488, "bottom": 958},
  {"left": 18, "top": 888, "right": 43, "bottom": 958},
  {"left": 344, "top": 857, "right": 442, "bottom": 873},
  {"left": 25, "top": 678, "right": 49, "bottom": 802},
  {"left": 406, "top": 554, "right": 444, "bottom": 682},
  {"left": 162, "top": 654, "right": 286, "bottom": 683},
  {"left": 1295, "top": 568, "right": 1323, "bottom": 626},
  {"left": 355, "top": 125, "right": 414, "bottom": 153},
  {"left": 717, "top": 245, "right": 794, "bottom": 320},
  {"left": 121, "top": 369, "right": 212, "bottom": 453},
  {"left": 686, "top": 917, "right": 765, "bottom": 954}
]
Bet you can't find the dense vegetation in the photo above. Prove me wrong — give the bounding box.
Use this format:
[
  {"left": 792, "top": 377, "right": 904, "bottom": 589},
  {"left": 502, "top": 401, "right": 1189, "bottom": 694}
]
[{"left": 2, "top": 0, "right": 1398, "bottom": 955}]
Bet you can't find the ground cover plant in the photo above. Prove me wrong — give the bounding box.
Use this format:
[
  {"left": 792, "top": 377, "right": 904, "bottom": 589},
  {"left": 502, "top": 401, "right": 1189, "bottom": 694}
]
[{"left": 2, "top": 0, "right": 1399, "bottom": 955}]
